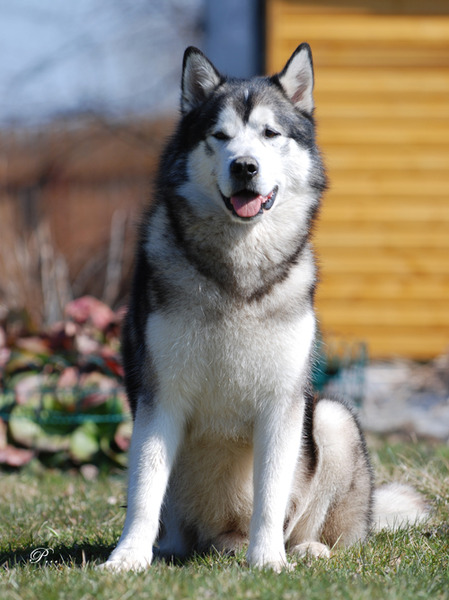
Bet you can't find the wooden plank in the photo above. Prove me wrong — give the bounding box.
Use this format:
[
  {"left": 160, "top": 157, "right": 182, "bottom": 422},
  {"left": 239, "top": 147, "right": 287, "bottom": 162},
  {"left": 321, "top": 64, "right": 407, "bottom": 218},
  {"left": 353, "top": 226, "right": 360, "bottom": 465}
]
[
  {"left": 315, "top": 91, "right": 449, "bottom": 108},
  {"left": 271, "top": 47, "right": 449, "bottom": 70},
  {"left": 310, "top": 49, "right": 449, "bottom": 68},
  {"left": 322, "top": 195, "right": 449, "bottom": 208},
  {"left": 315, "top": 68, "right": 449, "bottom": 93},
  {"left": 319, "top": 123, "right": 449, "bottom": 145},
  {"left": 276, "top": 15, "right": 449, "bottom": 43},
  {"left": 328, "top": 179, "right": 449, "bottom": 196},
  {"left": 268, "top": 0, "right": 449, "bottom": 18},
  {"left": 318, "top": 212, "right": 449, "bottom": 225},
  {"left": 316, "top": 301, "right": 449, "bottom": 327},
  {"left": 317, "top": 101, "right": 449, "bottom": 120},
  {"left": 317, "top": 276, "right": 449, "bottom": 301},
  {"left": 316, "top": 329, "right": 449, "bottom": 359},
  {"left": 326, "top": 171, "right": 449, "bottom": 185},
  {"left": 270, "top": 41, "right": 449, "bottom": 69},
  {"left": 316, "top": 230, "right": 449, "bottom": 249},
  {"left": 320, "top": 204, "right": 449, "bottom": 222},
  {"left": 315, "top": 229, "right": 449, "bottom": 249},
  {"left": 324, "top": 150, "right": 449, "bottom": 171},
  {"left": 316, "top": 250, "right": 449, "bottom": 275}
]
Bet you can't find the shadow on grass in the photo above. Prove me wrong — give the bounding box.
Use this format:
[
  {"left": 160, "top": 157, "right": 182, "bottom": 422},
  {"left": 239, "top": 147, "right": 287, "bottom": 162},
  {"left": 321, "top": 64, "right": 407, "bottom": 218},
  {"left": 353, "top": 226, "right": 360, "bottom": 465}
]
[
  {"left": 0, "top": 543, "right": 232, "bottom": 570},
  {"left": 0, "top": 541, "right": 115, "bottom": 569}
]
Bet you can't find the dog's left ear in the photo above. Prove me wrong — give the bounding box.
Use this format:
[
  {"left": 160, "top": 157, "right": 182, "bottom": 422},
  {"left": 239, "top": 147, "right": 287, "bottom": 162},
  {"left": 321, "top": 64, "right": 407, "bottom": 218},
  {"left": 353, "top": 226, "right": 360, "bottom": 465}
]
[
  {"left": 276, "top": 43, "right": 314, "bottom": 114},
  {"left": 181, "top": 47, "right": 222, "bottom": 114}
]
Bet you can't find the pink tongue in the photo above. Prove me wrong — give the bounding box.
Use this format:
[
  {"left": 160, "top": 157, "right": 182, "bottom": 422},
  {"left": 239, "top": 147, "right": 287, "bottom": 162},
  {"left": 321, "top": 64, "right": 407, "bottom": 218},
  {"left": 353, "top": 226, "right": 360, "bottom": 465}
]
[{"left": 230, "top": 194, "right": 264, "bottom": 218}]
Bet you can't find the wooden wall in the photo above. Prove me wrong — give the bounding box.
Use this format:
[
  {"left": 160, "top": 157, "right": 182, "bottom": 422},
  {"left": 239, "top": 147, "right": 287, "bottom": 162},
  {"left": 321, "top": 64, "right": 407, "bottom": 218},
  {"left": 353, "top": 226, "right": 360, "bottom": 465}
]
[{"left": 266, "top": 0, "right": 449, "bottom": 358}]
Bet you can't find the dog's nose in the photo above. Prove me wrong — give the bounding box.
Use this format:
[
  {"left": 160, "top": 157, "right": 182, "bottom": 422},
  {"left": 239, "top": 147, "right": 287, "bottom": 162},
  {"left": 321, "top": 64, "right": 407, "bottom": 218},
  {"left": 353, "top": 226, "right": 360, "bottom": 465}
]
[{"left": 230, "top": 156, "right": 259, "bottom": 181}]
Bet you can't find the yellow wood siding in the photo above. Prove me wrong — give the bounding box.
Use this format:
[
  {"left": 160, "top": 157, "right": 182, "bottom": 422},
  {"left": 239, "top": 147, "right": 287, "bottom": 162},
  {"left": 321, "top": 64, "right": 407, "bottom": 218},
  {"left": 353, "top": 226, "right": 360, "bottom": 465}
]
[{"left": 266, "top": 0, "right": 449, "bottom": 358}]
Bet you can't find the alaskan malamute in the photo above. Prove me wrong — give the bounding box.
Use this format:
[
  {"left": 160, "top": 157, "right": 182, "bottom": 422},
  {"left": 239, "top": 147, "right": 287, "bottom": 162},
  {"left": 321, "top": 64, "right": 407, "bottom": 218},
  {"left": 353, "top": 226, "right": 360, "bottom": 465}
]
[{"left": 103, "top": 44, "right": 427, "bottom": 571}]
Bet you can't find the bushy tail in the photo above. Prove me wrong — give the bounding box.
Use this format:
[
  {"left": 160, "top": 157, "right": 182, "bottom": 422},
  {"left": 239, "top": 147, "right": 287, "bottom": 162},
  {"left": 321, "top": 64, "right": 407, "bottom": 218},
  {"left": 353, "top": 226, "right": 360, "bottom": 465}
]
[{"left": 372, "top": 483, "right": 430, "bottom": 531}]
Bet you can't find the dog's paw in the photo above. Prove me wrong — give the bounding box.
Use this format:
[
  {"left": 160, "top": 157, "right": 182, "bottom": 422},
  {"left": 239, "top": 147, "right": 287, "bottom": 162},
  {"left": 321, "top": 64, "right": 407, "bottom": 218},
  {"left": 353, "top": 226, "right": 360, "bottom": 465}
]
[
  {"left": 97, "top": 548, "right": 153, "bottom": 572},
  {"left": 290, "top": 541, "right": 330, "bottom": 559},
  {"left": 246, "top": 546, "right": 291, "bottom": 572}
]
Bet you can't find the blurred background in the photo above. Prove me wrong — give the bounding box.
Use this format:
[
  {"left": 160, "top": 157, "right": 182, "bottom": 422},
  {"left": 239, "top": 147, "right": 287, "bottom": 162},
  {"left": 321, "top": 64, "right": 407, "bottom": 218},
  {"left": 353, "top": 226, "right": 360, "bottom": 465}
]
[{"left": 1, "top": 0, "right": 449, "bottom": 465}]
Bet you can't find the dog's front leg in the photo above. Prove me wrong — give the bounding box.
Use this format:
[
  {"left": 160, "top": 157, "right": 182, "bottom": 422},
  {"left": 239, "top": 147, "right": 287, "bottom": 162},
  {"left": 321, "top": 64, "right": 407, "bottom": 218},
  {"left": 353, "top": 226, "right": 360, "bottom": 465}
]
[
  {"left": 102, "top": 401, "right": 184, "bottom": 571},
  {"left": 247, "top": 400, "right": 304, "bottom": 571}
]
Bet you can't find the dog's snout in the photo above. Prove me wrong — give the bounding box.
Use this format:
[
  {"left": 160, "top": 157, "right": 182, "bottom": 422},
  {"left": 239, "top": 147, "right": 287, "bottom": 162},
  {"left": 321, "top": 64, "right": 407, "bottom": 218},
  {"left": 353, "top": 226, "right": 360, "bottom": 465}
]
[{"left": 230, "top": 156, "right": 259, "bottom": 181}]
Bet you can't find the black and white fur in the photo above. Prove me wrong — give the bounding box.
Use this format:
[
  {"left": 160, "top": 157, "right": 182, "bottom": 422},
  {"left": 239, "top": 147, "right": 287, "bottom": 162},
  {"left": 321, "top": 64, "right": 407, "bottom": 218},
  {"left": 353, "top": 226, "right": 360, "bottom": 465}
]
[{"left": 103, "top": 44, "right": 427, "bottom": 571}]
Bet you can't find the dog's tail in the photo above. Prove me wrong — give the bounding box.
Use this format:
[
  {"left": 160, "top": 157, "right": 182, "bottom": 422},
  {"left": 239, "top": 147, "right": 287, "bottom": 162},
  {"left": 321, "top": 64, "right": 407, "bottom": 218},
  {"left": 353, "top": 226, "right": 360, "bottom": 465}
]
[{"left": 372, "top": 483, "right": 430, "bottom": 531}]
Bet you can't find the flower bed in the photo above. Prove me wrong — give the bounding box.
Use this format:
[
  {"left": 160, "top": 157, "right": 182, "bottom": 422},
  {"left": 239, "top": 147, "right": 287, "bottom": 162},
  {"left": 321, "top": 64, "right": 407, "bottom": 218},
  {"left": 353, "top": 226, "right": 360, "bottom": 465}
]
[{"left": 0, "top": 297, "right": 131, "bottom": 468}]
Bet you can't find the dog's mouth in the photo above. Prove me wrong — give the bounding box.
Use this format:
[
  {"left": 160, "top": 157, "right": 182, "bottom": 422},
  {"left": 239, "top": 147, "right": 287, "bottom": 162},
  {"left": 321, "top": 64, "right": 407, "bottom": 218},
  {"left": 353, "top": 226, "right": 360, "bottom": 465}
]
[{"left": 221, "top": 187, "right": 278, "bottom": 220}]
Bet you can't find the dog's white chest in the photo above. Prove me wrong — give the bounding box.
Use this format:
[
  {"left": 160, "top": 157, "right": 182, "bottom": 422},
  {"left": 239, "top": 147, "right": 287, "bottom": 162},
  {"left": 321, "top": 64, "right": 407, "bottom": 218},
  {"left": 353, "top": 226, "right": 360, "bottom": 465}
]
[{"left": 146, "top": 305, "right": 315, "bottom": 438}]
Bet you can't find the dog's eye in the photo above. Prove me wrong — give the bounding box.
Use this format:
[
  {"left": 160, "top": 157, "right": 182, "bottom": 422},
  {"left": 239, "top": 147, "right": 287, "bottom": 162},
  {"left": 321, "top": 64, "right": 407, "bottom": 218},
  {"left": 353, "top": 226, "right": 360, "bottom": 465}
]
[
  {"left": 212, "top": 131, "right": 230, "bottom": 141},
  {"left": 264, "top": 128, "right": 280, "bottom": 139}
]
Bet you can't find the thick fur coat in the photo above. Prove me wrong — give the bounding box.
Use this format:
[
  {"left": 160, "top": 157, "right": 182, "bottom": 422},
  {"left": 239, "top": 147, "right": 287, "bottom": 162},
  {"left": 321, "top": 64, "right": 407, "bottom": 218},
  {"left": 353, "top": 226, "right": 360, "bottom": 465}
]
[{"left": 103, "top": 44, "right": 427, "bottom": 572}]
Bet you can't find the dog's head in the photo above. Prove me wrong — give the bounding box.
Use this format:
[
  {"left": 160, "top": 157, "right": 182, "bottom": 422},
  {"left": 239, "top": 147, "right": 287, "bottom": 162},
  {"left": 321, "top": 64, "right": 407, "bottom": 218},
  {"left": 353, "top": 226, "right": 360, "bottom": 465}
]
[{"left": 172, "top": 44, "right": 326, "bottom": 224}]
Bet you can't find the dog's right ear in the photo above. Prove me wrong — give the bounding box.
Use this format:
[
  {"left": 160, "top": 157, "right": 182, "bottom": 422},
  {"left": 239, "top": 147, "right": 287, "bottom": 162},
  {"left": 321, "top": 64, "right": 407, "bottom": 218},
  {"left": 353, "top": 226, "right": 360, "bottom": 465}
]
[{"left": 181, "top": 47, "right": 222, "bottom": 114}]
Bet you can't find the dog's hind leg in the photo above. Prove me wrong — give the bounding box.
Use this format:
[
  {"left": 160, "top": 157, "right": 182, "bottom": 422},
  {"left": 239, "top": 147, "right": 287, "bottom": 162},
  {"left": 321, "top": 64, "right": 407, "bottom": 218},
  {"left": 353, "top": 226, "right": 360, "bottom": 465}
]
[
  {"left": 210, "top": 530, "right": 248, "bottom": 556},
  {"left": 287, "top": 398, "right": 373, "bottom": 559}
]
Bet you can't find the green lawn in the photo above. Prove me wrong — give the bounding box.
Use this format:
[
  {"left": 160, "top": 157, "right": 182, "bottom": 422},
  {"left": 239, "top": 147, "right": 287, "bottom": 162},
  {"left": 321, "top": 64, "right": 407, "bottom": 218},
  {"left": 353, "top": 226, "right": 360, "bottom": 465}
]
[{"left": 1, "top": 437, "right": 448, "bottom": 600}]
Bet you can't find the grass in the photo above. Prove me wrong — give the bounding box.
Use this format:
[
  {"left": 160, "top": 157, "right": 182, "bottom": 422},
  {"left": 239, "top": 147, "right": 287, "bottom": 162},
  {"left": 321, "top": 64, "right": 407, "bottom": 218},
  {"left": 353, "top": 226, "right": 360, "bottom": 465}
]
[{"left": 1, "top": 436, "right": 448, "bottom": 600}]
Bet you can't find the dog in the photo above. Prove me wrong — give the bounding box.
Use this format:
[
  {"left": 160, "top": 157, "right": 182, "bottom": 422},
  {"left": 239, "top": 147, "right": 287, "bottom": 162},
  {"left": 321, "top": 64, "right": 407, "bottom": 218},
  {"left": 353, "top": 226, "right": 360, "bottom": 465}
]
[{"left": 102, "top": 44, "right": 428, "bottom": 571}]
